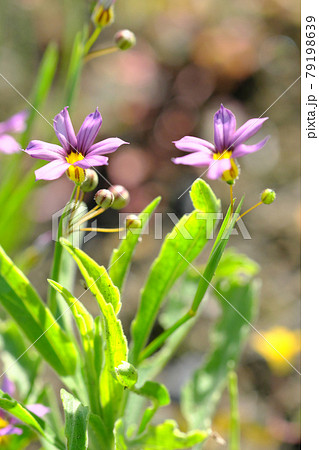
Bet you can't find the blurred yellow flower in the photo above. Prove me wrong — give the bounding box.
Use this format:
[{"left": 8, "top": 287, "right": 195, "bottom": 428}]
[{"left": 252, "top": 327, "right": 301, "bottom": 375}]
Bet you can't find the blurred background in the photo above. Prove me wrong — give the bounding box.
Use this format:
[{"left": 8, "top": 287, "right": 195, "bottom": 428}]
[{"left": 0, "top": 0, "right": 300, "bottom": 448}]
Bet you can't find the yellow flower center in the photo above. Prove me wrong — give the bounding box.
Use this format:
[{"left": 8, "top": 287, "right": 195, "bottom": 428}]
[
  {"left": 213, "top": 150, "right": 239, "bottom": 184},
  {"left": 0, "top": 416, "right": 10, "bottom": 445},
  {"left": 66, "top": 151, "right": 86, "bottom": 185}
]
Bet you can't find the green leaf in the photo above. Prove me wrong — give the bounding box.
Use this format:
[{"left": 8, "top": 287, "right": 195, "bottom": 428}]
[
  {"left": 130, "top": 179, "right": 220, "bottom": 365},
  {"left": 182, "top": 277, "right": 260, "bottom": 429},
  {"left": 0, "top": 321, "right": 41, "bottom": 401},
  {"left": 65, "top": 31, "right": 85, "bottom": 107},
  {"left": 47, "top": 280, "right": 94, "bottom": 353},
  {"left": 0, "top": 245, "right": 77, "bottom": 376},
  {"left": 49, "top": 201, "right": 88, "bottom": 332},
  {"left": 99, "top": 302, "right": 128, "bottom": 441},
  {"left": 60, "top": 237, "right": 121, "bottom": 314},
  {"left": 20, "top": 42, "right": 59, "bottom": 148},
  {"left": 109, "top": 196, "right": 161, "bottom": 291},
  {"left": 61, "top": 389, "right": 89, "bottom": 450},
  {"left": 0, "top": 389, "right": 64, "bottom": 449},
  {"left": 214, "top": 248, "right": 259, "bottom": 280},
  {"left": 114, "top": 418, "right": 210, "bottom": 450},
  {"left": 131, "top": 381, "right": 170, "bottom": 434}
]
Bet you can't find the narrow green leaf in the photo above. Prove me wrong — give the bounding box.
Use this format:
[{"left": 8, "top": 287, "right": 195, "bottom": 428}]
[
  {"left": 0, "top": 321, "right": 41, "bottom": 401},
  {"left": 20, "top": 42, "right": 59, "bottom": 148},
  {"left": 61, "top": 389, "right": 89, "bottom": 450},
  {"left": 130, "top": 179, "right": 221, "bottom": 365},
  {"left": 60, "top": 237, "right": 121, "bottom": 314},
  {"left": 47, "top": 280, "right": 94, "bottom": 350},
  {"left": 109, "top": 196, "right": 161, "bottom": 291},
  {"left": 99, "top": 302, "right": 128, "bottom": 440},
  {"left": 65, "top": 31, "right": 85, "bottom": 107},
  {"left": 0, "top": 245, "right": 77, "bottom": 376},
  {"left": 114, "top": 418, "right": 210, "bottom": 450},
  {"left": 0, "top": 389, "right": 64, "bottom": 449},
  {"left": 182, "top": 277, "right": 259, "bottom": 429}
]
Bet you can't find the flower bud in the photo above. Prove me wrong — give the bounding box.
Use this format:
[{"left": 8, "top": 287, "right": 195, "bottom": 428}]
[
  {"left": 94, "top": 189, "right": 114, "bottom": 209},
  {"left": 109, "top": 185, "right": 130, "bottom": 209},
  {"left": 115, "top": 361, "right": 138, "bottom": 388},
  {"left": 261, "top": 188, "right": 276, "bottom": 205},
  {"left": 91, "top": 0, "right": 115, "bottom": 28},
  {"left": 80, "top": 169, "right": 99, "bottom": 192},
  {"left": 114, "top": 29, "right": 136, "bottom": 50},
  {"left": 125, "top": 214, "right": 142, "bottom": 229}
]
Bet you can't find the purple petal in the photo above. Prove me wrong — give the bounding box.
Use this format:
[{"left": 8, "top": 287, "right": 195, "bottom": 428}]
[
  {"left": 0, "top": 110, "right": 28, "bottom": 134},
  {"left": 35, "top": 160, "right": 70, "bottom": 181},
  {"left": 77, "top": 108, "right": 102, "bottom": 154},
  {"left": 232, "top": 136, "right": 270, "bottom": 158},
  {"left": 88, "top": 138, "right": 128, "bottom": 156},
  {"left": 27, "top": 404, "right": 50, "bottom": 417},
  {"left": 172, "top": 152, "right": 212, "bottom": 167},
  {"left": 213, "top": 104, "right": 236, "bottom": 151},
  {"left": 173, "top": 136, "right": 215, "bottom": 154},
  {"left": 0, "top": 424, "right": 23, "bottom": 436},
  {"left": 206, "top": 158, "right": 232, "bottom": 180},
  {"left": 53, "top": 107, "right": 77, "bottom": 152},
  {"left": 75, "top": 155, "right": 109, "bottom": 168},
  {"left": 231, "top": 117, "right": 268, "bottom": 147},
  {"left": 25, "top": 140, "right": 66, "bottom": 161},
  {"left": 0, "top": 134, "right": 21, "bottom": 154},
  {"left": 1, "top": 376, "right": 15, "bottom": 397}
]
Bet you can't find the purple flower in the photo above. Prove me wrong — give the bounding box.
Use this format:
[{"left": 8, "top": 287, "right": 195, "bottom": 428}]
[
  {"left": 0, "top": 111, "right": 28, "bottom": 154},
  {"left": 172, "top": 104, "right": 270, "bottom": 184},
  {"left": 0, "top": 376, "right": 49, "bottom": 443},
  {"left": 25, "top": 107, "right": 128, "bottom": 183}
]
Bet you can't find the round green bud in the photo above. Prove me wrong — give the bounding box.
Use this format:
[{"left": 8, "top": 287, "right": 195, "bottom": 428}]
[
  {"left": 125, "top": 214, "right": 142, "bottom": 230},
  {"left": 109, "top": 185, "right": 130, "bottom": 210},
  {"left": 80, "top": 169, "right": 99, "bottom": 193},
  {"left": 114, "top": 29, "right": 136, "bottom": 50},
  {"left": 94, "top": 189, "right": 114, "bottom": 209},
  {"left": 261, "top": 188, "right": 276, "bottom": 205},
  {"left": 115, "top": 361, "right": 138, "bottom": 388}
]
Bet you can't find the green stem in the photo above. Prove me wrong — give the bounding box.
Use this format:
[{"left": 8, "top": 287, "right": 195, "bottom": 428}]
[
  {"left": 228, "top": 370, "right": 240, "bottom": 450},
  {"left": 84, "top": 27, "right": 102, "bottom": 55},
  {"left": 85, "top": 45, "right": 118, "bottom": 63},
  {"left": 139, "top": 311, "right": 195, "bottom": 362},
  {"left": 48, "top": 186, "right": 77, "bottom": 317}
]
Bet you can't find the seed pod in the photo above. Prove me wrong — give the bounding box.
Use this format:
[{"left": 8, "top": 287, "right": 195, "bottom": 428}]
[
  {"left": 114, "top": 29, "right": 136, "bottom": 50},
  {"left": 109, "top": 185, "right": 130, "bottom": 209},
  {"left": 94, "top": 189, "right": 114, "bottom": 209},
  {"left": 91, "top": 0, "right": 115, "bottom": 28},
  {"left": 115, "top": 361, "right": 138, "bottom": 388},
  {"left": 125, "top": 214, "right": 142, "bottom": 229},
  {"left": 80, "top": 169, "right": 99, "bottom": 192},
  {"left": 261, "top": 188, "right": 276, "bottom": 205}
]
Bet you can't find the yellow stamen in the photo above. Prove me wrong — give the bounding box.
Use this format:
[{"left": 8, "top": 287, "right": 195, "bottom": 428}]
[
  {"left": 0, "top": 416, "right": 10, "bottom": 444},
  {"left": 66, "top": 151, "right": 86, "bottom": 185},
  {"left": 213, "top": 150, "right": 239, "bottom": 184}
]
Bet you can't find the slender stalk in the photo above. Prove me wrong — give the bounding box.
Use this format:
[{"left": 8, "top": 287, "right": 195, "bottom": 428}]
[
  {"left": 85, "top": 45, "right": 119, "bottom": 63},
  {"left": 48, "top": 186, "right": 77, "bottom": 316},
  {"left": 228, "top": 370, "right": 240, "bottom": 450},
  {"left": 79, "top": 227, "right": 124, "bottom": 233},
  {"left": 236, "top": 201, "right": 262, "bottom": 222},
  {"left": 139, "top": 311, "right": 195, "bottom": 362},
  {"left": 84, "top": 27, "right": 102, "bottom": 55},
  {"left": 230, "top": 184, "right": 234, "bottom": 215},
  {"left": 74, "top": 206, "right": 105, "bottom": 228}
]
